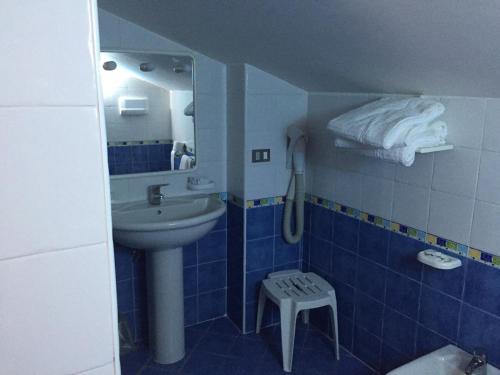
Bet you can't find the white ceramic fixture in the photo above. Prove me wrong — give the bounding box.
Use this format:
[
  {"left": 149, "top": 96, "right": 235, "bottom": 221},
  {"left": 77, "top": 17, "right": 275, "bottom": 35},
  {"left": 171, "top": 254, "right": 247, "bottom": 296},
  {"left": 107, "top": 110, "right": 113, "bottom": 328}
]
[
  {"left": 387, "top": 345, "right": 500, "bottom": 375},
  {"left": 417, "top": 249, "right": 462, "bottom": 270},
  {"left": 112, "top": 194, "right": 226, "bottom": 364}
]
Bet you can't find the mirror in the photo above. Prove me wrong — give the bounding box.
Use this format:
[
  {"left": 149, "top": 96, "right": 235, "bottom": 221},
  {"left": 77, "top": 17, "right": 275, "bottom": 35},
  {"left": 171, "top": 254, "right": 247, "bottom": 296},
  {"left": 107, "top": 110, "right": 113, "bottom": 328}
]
[{"left": 100, "top": 51, "right": 195, "bottom": 175}]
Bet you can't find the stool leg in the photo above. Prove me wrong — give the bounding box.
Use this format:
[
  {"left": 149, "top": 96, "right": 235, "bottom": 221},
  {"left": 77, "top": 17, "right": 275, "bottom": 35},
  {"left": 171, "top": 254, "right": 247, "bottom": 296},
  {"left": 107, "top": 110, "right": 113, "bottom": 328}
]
[
  {"left": 280, "top": 303, "right": 297, "bottom": 372},
  {"left": 256, "top": 287, "right": 266, "bottom": 334},
  {"left": 301, "top": 310, "right": 309, "bottom": 325},
  {"left": 328, "top": 297, "right": 340, "bottom": 360}
]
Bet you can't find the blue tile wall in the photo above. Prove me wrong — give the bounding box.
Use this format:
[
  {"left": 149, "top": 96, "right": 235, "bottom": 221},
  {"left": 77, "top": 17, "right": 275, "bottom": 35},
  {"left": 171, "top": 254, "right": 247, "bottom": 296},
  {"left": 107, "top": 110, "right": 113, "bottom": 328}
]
[
  {"left": 244, "top": 203, "right": 303, "bottom": 333},
  {"left": 303, "top": 201, "right": 500, "bottom": 373},
  {"left": 181, "top": 211, "right": 228, "bottom": 324},
  {"left": 114, "top": 210, "right": 227, "bottom": 342},
  {"left": 227, "top": 201, "right": 244, "bottom": 331},
  {"left": 108, "top": 143, "right": 173, "bottom": 175}
]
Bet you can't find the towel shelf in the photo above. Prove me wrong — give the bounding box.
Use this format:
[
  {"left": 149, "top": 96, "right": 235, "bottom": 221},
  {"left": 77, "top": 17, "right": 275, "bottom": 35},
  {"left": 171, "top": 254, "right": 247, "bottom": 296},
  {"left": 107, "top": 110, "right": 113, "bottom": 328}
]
[{"left": 415, "top": 144, "right": 454, "bottom": 154}]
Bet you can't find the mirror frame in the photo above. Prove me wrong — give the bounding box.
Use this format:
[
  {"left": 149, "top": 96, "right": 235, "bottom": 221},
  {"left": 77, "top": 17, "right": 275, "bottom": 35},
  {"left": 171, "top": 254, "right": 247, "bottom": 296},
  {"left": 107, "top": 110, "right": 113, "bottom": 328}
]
[{"left": 100, "top": 48, "right": 198, "bottom": 180}]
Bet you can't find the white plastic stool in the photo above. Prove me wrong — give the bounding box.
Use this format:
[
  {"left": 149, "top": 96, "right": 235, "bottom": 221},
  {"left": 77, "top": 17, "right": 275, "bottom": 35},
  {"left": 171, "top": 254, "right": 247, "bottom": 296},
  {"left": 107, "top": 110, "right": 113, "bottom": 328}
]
[{"left": 256, "top": 269, "right": 340, "bottom": 372}]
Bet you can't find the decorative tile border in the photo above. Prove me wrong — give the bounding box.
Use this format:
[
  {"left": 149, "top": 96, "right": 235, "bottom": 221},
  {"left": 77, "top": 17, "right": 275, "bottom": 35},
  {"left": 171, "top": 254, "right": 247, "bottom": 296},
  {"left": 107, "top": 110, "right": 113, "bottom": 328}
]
[
  {"left": 227, "top": 194, "right": 245, "bottom": 207},
  {"left": 306, "top": 193, "right": 500, "bottom": 269},
  {"left": 245, "top": 196, "right": 285, "bottom": 209},
  {"left": 211, "top": 192, "right": 228, "bottom": 201},
  {"left": 228, "top": 192, "right": 500, "bottom": 269}
]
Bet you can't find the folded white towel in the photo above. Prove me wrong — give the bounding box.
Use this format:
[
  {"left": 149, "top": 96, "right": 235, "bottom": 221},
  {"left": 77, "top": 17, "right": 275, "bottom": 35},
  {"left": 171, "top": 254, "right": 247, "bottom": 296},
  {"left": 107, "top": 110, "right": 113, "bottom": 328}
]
[
  {"left": 337, "top": 141, "right": 417, "bottom": 166},
  {"left": 334, "top": 121, "right": 447, "bottom": 166},
  {"left": 171, "top": 141, "right": 186, "bottom": 170},
  {"left": 327, "top": 97, "right": 445, "bottom": 149},
  {"left": 405, "top": 120, "right": 447, "bottom": 146},
  {"left": 179, "top": 154, "right": 195, "bottom": 170}
]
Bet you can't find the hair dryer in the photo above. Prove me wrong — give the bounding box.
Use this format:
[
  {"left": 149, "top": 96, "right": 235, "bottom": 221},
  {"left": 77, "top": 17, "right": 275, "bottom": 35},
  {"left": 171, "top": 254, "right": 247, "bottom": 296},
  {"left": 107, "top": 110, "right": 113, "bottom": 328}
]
[{"left": 283, "top": 125, "right": 307, "bottom": 244}]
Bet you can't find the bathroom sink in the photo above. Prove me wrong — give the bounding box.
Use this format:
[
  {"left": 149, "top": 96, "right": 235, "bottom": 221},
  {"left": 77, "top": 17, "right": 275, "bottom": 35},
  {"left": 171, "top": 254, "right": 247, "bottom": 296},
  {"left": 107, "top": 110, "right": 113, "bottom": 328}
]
[
  {"left": 387, "top": 345, "right": 500, "bottom": 375},
  {"left": 112, "top": 194, "right": 226, "bottom": 249},
  {"left": 111, "top": 194, "right": 226, "bottom": 365}
]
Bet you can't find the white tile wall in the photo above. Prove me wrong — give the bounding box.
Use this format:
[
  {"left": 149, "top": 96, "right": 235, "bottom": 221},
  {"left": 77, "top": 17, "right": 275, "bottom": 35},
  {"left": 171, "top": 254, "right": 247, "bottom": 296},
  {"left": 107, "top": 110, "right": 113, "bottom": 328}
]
[
  {"left": 197, "top": 127, "right": 227, "bottom": 163},
  {"left": 333, "top": 170, "right": 362, "bottom": 208},
  {"left": 309, "top": 166, "right": 336, "bottom": 202},
  {"left": 392, "top": 182, "right": 430, "bottom": 231},
  {"left": 80, "top": 363, "right": 115, "bottom": 375},
  {"left": 103, "top": 76, "right": 172, "bottom": 142},
  {"left": 246, "top": 163, "right": 282, "bottom": 199},
  {"left": 0, "top": 107, "right": 107, "bottom": 260},
  {"left": 307, "top": 92, "right": 500, "bottom": 253},
  {"left": 196, "top": 94, "right": 226, "bottom": 129},
  {"left": 477, "top": 150, "right": 500, "bottom": 204},
  {"left": 244, "top": 94, "right": 306, "bottom": 133},
  {"left": 428, "top": 191, "right": 475, "bottom": 244},
  {"left": 431, "top": 146, "right": 480, "bottom": 198},
  {"left": 483, "top": 98, "right": 500, "bottom": 152},
  {"left": 242, "top": 65, "right": 308, "bottom": 200},
  {"left": 1, "top": 2, "right": 117, "bottom": 374},
  {"left": 438, "top": 96, "right": 486, "bottom": 149},
  {"left": 226, "top": 70, "right": 245, "bottom": 199},
  {"left": 1, "top": 2, "right": 98, "bottom": 106},
  {"left": 360, "top": 175, "right": 394, "bottom": 219},
  {"left": 395, "top": 153, "right": 435, "bottom": 188},
  {"left": 99, "top": 9, "right": 227, "bottom": 200},
  {"left": 334, "top": 148, "right": 366, "bottom": 173},
  {"left": 471, "top": 200, "right": 500, "bottom": 256},
  {"left": 0, "top": 244, "right": 114, "bottom": 375}
]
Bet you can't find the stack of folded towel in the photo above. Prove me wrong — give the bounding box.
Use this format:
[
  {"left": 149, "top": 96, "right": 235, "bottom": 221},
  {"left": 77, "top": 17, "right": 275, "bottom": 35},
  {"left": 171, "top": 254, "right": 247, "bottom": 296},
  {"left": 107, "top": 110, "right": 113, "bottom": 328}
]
[
  {"left": 171, "top": 141, "right": 186, "bottom": 170},
  {"left": 327, "top": 97, "right": 447, "bottom": 166}
]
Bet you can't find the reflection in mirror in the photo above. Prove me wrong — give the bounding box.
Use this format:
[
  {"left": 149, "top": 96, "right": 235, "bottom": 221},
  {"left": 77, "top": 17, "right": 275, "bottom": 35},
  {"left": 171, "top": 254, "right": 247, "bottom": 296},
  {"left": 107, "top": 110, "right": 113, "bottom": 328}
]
[{"left": 100, "top": 51, "right": 195, "bottom": 175}]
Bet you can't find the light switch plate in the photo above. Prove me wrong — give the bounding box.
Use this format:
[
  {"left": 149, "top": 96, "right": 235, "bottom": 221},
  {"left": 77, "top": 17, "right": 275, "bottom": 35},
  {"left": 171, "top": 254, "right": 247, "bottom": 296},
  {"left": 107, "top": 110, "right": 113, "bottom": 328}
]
[{"left": 252, "top": 149, "right": 271, "bottom": 163}]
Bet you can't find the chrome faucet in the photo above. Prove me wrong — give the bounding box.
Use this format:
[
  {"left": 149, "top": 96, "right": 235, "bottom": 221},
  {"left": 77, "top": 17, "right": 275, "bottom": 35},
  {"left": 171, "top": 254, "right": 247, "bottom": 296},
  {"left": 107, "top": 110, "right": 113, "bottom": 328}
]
[
  {"left": 465, "top": 349, "right": 487, "bottom": 375},
  {"left": 148, "top": 184, "right": 169, "bottom": 205}
]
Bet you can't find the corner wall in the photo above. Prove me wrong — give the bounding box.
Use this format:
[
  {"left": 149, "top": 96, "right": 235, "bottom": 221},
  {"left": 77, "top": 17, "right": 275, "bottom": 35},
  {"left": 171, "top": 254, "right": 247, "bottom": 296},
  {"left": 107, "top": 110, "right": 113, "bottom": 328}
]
[
  {"left": 0, "top": 2, "right": 118, "bottom": 374},
  {"left": 226, "top": 64, "right": 308, "bottom": 333}
]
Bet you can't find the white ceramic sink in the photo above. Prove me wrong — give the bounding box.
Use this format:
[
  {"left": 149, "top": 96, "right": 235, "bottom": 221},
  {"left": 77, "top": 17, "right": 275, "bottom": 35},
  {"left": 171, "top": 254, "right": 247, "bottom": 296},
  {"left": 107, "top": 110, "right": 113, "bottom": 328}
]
[
  {"left": 112, "top": 194, "right": 226, "bottom": 249},
  {"left": 388, "top": 345, "right": 500, "bottom": 375},
  {"left": 111, "top": 194, "right": 226, "bottom": 365}
]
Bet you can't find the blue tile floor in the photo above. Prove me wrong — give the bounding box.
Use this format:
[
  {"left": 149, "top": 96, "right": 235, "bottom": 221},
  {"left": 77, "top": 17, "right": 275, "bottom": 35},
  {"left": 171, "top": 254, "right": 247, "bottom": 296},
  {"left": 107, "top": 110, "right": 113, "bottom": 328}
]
[{"left": 121, "top": 317, "right": 376, "bottom": 375}]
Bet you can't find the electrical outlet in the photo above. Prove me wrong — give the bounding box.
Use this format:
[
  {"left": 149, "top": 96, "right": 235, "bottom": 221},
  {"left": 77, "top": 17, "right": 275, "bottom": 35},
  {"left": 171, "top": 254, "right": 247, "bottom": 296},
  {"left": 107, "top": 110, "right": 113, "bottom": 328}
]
[{"left": 252, "top": 149, "right": 271, "bottom": 163}]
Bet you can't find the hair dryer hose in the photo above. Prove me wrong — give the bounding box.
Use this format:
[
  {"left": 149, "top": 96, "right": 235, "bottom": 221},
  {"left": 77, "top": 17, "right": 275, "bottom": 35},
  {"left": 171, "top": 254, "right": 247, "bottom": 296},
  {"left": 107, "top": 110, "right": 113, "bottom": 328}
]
[{"left": 283, "top": 174, "right": 305, "bottom": 244}]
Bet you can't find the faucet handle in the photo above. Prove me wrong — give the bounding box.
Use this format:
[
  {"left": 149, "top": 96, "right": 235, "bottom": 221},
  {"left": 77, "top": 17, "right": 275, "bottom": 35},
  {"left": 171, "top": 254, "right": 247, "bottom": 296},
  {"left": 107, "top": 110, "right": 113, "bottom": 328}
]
[{"left": 148, "top": 184, "right": 169, "bottom": 205}]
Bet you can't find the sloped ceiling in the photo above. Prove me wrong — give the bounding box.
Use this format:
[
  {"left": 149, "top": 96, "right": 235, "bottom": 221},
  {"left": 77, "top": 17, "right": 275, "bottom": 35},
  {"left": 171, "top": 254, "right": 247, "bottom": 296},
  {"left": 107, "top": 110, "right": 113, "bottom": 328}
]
[{"left": 99, "top": 0, "right": 500, "bottom": 97}]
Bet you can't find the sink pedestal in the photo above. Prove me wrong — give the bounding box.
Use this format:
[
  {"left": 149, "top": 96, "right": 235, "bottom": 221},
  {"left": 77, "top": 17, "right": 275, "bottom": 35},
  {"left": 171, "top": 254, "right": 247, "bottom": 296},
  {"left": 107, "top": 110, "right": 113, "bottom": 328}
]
[
  {"left": 112, "top": 195, "right": 227, "bottom": 364},
  {"left": 146, "top": 247, "right": 185, "bottom": 364}
]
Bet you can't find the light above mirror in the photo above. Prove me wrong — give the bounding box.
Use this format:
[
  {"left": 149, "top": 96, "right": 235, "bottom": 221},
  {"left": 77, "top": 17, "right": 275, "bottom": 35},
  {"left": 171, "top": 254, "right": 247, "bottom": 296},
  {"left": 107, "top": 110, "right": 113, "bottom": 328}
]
[{"left": 100, "top": 51, "right": 195, "bottom": 176}]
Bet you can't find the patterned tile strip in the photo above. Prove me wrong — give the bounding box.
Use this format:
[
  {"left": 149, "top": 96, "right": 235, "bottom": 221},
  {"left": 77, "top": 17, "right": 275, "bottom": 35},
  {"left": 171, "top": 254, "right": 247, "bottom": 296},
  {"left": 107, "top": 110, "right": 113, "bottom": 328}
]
[
  {"left": 304, "top": 193, "right": 500, "bottom": 269},
  {"left": 228, "top": 193, "right": 245, "bottom": 207},
  {"left": 233, "top": 192, "right": 499, "bottom": 268},
  {"left": 245, "top": 196, "right": 285, "bottom": 209},
  {"left": 211, "top": 192, "right": 228, "bottom": 201}
]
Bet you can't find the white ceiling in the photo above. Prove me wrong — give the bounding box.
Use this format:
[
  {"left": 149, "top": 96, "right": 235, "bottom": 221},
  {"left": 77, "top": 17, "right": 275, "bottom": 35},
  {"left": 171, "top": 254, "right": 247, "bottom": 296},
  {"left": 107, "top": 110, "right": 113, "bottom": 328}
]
[{"left": 98, "top": 0, "right": 500, "bottom": 97}]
